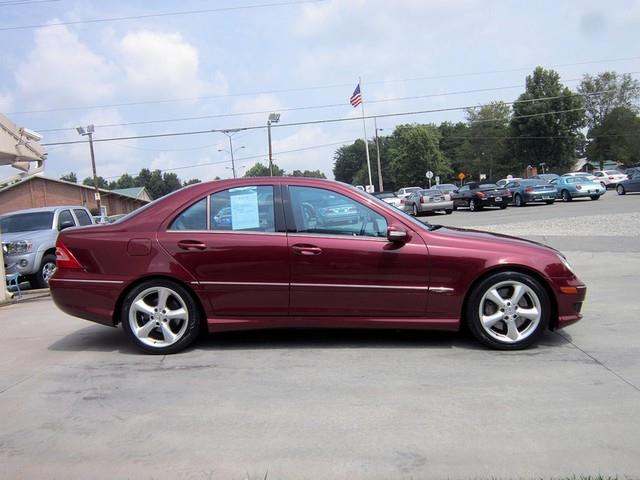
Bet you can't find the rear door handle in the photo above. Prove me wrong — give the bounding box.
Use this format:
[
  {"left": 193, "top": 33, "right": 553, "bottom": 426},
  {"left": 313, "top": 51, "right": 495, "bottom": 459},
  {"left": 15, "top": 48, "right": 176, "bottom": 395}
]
[
  {"left": 291, "top": 244, "right": 322, "bottom": 256},
  {"left": 177, "top": 240, "right": 207, "bottom": 251}
]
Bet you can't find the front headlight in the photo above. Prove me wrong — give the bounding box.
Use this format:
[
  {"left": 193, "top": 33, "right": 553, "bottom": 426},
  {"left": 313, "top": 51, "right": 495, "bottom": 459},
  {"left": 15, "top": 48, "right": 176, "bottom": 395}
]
[
  {"left": 557, "top": 253, "right": 574, "bottom": 273},
  {"left": 3, "top": 240, "right": 33, "bottom": 255}
]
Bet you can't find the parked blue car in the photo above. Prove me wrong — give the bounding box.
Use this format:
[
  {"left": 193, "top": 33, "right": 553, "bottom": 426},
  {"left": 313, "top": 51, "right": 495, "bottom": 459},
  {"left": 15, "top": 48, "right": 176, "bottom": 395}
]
[
  {"left": 549, "top": 175, "right": 605, "bottom": 202},
  {"left": 504, "top": 179, "right": 557, "bottom": 206}
]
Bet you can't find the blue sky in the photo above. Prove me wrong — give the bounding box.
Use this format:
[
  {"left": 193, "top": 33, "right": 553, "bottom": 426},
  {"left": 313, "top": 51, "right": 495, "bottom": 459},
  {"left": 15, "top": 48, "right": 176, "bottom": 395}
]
[{"left": 1, "top": 0, "right": 639, "bottom": 182}]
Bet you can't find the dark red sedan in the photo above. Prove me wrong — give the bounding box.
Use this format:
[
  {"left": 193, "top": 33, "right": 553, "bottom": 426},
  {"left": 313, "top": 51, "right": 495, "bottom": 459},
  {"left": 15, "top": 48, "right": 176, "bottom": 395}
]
[{"left": 50, "top": 177, "right": 586, "bottom": 354}]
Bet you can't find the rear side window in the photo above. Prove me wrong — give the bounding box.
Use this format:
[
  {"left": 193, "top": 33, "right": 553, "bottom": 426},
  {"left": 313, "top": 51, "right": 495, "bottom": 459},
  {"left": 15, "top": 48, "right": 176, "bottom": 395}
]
[
  {"left": 169, "top": 198, "right": 207, "bottom": 230},
  {"left": 73, "top": 209, "right": 92, "bottom": 226},
  {"left": 57, "top": 210, "right": 75, "bottom": 229},
  {"left": 210, "top": 186, "right": 275, "bottom": 232}
]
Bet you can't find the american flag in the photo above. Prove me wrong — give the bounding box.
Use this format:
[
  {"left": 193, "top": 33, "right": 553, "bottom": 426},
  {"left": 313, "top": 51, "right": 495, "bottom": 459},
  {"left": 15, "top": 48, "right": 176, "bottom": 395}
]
[{"left": 350, "top": 83, "right": 362, "bottom": 107}]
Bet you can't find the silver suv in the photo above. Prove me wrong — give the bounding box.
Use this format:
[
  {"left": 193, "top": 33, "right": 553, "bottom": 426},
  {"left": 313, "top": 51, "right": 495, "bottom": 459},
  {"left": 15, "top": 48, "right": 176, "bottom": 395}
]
[{"left": 1, "top": 206, "right": 94, "bottom": 288}]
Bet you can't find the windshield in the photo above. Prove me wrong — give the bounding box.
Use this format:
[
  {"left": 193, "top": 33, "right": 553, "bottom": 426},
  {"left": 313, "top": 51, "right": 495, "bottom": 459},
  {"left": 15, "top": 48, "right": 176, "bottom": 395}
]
[{"left": 0, "top": 212, "right": 54, "bottom": 233}]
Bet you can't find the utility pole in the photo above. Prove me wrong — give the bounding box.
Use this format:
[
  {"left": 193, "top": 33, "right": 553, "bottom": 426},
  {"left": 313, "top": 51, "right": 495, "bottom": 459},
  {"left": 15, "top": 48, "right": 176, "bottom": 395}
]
[
  {"left": 374, "top": 117, "right": 384, "bottom": 192},
  {"left": 267, "top": 113, "right": 280, "bottom": 176},
  {"left": 218, "top": 130, "right": 243, "bottom": 179},
  {"left": 77, "top": 125, "right": 102, "bottom": 214}
]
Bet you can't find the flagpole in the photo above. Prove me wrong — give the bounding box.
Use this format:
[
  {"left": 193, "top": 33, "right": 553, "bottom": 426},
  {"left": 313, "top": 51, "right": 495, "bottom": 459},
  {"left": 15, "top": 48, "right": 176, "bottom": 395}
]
[{"left": 359, "top": 77, "right": 373, "bottom": 190}]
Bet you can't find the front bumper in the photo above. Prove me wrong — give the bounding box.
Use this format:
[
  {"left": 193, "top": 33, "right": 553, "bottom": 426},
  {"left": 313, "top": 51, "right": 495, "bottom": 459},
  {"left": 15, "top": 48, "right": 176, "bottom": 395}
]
[
  {"left": 555, "top": 284, "right": 587, "bottom": 329},
  {"left": 3, "top": 253, "right": 37, "bottom": 276}
]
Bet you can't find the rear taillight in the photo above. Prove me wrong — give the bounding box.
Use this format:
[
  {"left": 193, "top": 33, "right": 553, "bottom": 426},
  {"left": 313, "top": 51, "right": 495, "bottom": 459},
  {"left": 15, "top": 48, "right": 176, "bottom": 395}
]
[
  {"left": 400, "top": 198, "right": 405, "bottom": 205},
  {"left": 55, "top": 238, "right": 83, "bottom": 270},
  {"left": 475, "top": 191, "right": 486, "bottom": 198},
  {"left": 576, "top": 185, "right": 582, "bottom": 190},
  {"left": 420, "top": 196, "right": 426, "bottom": 204},
  {"left": 608, "top": 176, "right": 614, "bottom": 180},
  {"left": 525, "top": 187, "right": 534, "bottom": 193}
]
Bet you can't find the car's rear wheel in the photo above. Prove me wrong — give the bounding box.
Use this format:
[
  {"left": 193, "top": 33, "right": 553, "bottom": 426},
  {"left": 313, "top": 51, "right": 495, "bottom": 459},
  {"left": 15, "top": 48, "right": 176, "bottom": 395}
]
[
  {"left": 561, "top": 190, "right": 572, "bottom": 202},
  {"left": 33, "top": 253, "right": 57, "bottom": 289},
  {"left": 499, "top": 204, "right": 507, "bottom": 209},
  {"left": 412, "top": 204, "right": 420, "bottom": 216},
  {"left": 545, "top": 200, "right": 555, "bottom": 205},
  {"left": 466, "top": 272, "right": 550, "bottom": 350},
  {"left": 445, "top": 209, "right": 453, "bottom": 215},
  {"left": 121, "top": 279, "right": 201, "bottom": 354},
  {"left": 469, "top": 199, "right": 481, "bottom": 211},
  {"left": 617, "top": 185, "right": 626, "bottom": 195},
  {"left": 590, "top": 195, "right": 600, "bottom": 200}
]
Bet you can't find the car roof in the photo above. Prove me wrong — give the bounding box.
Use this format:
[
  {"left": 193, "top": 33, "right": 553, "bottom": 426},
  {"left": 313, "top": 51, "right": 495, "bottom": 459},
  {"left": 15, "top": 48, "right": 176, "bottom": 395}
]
[{"left": 0, "top": 205, "right": 86, "bottom": 216}]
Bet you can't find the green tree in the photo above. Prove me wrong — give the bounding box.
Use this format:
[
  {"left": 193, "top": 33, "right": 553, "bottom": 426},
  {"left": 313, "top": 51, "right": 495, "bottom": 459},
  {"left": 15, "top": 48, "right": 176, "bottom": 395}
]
[
  {"left": 578, "top": 71, "right": 640, "bottom": 132},
  {"left": 60, "top": 172, "right": 77, "bottom": 183},
  {"left": 244, "top": 162, "right": 285, "bottom": 177},
  {"left": 438, "top": 121, "right": 469, "bottom": 177},
  {"left": 183, "top": 178, "right": 202, "bottom": 186},
  {"left": 113, "top": 173, "right": 136, "bottom": 189},
  {"left": 510, "top": 67, "right": 585, "bottom": 173},
  {"left": 333, "top": 139, "right": 369, "bottom": 184},
  {"left": 586, "top": 106, "right": 640, "bottom": 167},
  {"left": 463, "top": 102, "right": 512, "bottom": 179},
  {"left": 290, "top": 169, "right": 327, "bottom": 178},
  {"left": 386, "top": 124, "right": 452, "bottom": 187},
  {"left": 82, "top": 176, "right": 108, "bottom": 189}
]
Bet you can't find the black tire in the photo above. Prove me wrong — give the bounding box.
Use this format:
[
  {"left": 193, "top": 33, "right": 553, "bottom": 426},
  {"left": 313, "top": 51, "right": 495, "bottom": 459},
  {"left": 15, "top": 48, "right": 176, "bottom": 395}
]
[
  {"left": 445, "top": 209, "right": 453, "bottom": 215},
  {"left": 499, "top": 204, "right": 507, "bottom": 209},
  {"left": 514, "top": 194, "right": 524, "bottom": 207},
  {"left": 121, "top": 279, "right": 201, "bottom": 354},
  {"left": 545, "top": 200, "right": 555, "bottom": 205},
  {"left": 412, "top": 203, "right": 420, "bottom": 217},
  {"left": 469, "top": 199, "right": 481, "bottom": 211},
  {"left": 465, "top": 271, "right": 550, "bottom": 350},
  {"left": 452, "top": 203, "right": 458, "bottom": 211},
  {"left": 561, "top": 190, "right": 572, "bottom": 202},
  {"left": 590, "top": 195, "right": 600, "bottom": 201},
  {"left": 617, "top": 185, "right": 625, "bottom": 195},
  {"left": 33, "top": 253, "right": 57, "bottom": 288}
]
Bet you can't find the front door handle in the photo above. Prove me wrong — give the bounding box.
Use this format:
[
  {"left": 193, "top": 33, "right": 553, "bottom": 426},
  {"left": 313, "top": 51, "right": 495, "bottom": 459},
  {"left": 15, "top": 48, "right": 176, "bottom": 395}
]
[
  {"left": 291, "top": 243, "right": 322, "bottom": 256},
  {"left": 177, "top": 240, "right": 207, "bottom": 251}
]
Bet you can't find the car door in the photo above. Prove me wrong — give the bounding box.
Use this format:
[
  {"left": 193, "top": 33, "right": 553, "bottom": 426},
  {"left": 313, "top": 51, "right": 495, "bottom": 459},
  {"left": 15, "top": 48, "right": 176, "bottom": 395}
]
[
  {"left": 284, "top": 184, "right": 429, "bottom": 318},
  {"left": 157, "top": 184, "right": 289, "bottom": 317}
]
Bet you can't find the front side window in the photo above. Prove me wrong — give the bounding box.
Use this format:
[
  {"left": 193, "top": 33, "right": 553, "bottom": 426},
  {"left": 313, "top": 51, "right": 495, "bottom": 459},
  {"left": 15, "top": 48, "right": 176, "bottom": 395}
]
[
  {"left": 211, "top": 186, "right": 275, "bottom": 232},
  {"left": 289, "top": 186, "right": 387, "bottom": 238}
]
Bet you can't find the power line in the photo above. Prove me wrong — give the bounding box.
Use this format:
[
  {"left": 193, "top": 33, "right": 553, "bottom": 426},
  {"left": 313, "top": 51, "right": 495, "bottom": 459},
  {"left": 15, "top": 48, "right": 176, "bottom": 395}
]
[
  {"left": 0, "top": 0, "right": 323, "bottom": 31},
  {"left": 9, "top": 57, "right": 640, "bottom": 116},
  {"left": 33, "top": 73, "right": 640, "bottom": 135},
  {"left": 39, "top": 87, "right": 622, "bottom": 149},
  {"left": 0, "top": 0, "right": 60, "bottom": 6}
]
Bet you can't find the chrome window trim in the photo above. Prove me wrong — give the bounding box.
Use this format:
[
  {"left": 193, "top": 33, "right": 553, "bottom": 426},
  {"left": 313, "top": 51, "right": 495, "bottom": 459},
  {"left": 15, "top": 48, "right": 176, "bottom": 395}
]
[
  {"left": 165, "top": 230, "right": 286, "bottom": 236},
  {"left": 287, "top": 232, "right": 388, "bottom": 242}
]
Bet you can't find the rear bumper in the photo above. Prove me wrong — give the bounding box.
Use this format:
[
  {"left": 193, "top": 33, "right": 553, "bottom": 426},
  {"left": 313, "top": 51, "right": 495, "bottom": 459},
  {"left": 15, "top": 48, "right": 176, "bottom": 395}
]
[
  {"left": 419, "top": 200, "right": 454, "bottom": 212},
  {"left": 49, "top": 276, "right": 123, "bottom": 327},
  {"left": 523, "top": 192, "right": 556, "bottom": 202}
]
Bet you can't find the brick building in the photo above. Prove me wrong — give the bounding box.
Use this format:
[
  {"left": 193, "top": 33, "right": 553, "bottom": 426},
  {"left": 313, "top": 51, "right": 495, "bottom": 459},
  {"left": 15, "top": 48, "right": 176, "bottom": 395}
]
[{"left": 0, "top": 175, "right": 149, "bottom": 216}]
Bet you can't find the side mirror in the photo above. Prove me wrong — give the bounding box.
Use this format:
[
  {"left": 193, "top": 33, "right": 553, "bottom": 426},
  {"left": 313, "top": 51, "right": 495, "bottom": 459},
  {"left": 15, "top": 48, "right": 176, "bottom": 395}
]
[
  {"left": 59, "top": 220, "right": 75, "bottom": 231},
  {"left": 387, "top": 225, "right": 408, "bottom": 243}
]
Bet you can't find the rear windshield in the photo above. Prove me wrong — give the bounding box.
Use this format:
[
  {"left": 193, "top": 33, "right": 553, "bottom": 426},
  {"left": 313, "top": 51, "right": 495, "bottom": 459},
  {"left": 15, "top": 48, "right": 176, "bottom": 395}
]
[
  {"left": 0, "top": 212, "right": 54, "bottom": 233},
  {"left": 374, "top": 193, "right": 396, "bottom": 199},
  {"left": 479, "top": 184, "right": 498, "bottom": 189}
]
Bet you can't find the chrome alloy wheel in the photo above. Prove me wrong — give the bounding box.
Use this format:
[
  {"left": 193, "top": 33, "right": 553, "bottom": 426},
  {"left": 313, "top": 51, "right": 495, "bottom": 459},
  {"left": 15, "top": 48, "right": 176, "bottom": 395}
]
[
  {"left": 128, "top": 286, "right": 189, "bottom": 348},
  {"left": 42, "top": 261, "right": 57, "bottom": 283},
  {"left": 478, "top": 280, "right": 542, "bottom": 344}
]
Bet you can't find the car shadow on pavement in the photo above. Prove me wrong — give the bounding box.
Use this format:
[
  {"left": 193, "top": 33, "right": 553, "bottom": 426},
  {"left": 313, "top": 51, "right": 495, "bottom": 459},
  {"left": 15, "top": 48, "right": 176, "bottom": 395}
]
[{"left": 48, "top": 325, "right": 570, "bottom": 354}]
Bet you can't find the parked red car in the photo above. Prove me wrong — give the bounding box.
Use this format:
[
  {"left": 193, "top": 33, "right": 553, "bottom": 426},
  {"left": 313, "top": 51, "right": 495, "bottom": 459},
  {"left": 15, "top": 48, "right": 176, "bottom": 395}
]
[{"left": 50, "top": 177, "right": 586, "bottom": 354}]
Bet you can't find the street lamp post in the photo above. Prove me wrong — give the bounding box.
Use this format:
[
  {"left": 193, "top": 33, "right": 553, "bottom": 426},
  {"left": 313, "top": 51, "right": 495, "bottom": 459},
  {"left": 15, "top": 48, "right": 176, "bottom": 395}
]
[
  {"left": 217, "top": 130, "right": 245, "bottom": 179},
  {"left": 267, "top": 113, "right": 280, "bottom": 176},
  {"left": 218, "top": 145, "right": 245, "bottom": 178},
  {"left": 76, "top": 124, "right": 101, "bottom": 214},
  {"left": 374, "top": 117, "right": 384, "bottom": 192}
]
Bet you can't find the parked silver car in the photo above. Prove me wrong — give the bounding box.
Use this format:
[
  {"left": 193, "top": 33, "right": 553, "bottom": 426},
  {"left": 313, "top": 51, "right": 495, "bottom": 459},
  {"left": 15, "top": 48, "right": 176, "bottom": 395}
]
[
  {"left": 1, "top": 206, "right": 94, "bottom": 288},
  {"left": 405, "top": 189, "right": 454, "bottom": 216}
]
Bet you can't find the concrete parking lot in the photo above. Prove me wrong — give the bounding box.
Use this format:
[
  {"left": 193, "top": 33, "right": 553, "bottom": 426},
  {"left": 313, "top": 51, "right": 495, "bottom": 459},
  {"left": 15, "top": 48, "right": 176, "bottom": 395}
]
[{"left": 1, "top": 193, "right": 639, "bottom": 479}]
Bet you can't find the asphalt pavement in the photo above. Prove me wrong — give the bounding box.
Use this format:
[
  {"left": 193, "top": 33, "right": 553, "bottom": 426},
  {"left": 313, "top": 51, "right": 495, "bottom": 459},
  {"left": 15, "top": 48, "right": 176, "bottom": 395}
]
[{"left": 1, "top": 192, "right": 639, "bottom": 479}]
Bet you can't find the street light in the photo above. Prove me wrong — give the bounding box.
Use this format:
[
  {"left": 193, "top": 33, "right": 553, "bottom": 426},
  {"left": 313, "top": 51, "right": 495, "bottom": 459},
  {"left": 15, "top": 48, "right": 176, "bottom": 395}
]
[
  {"left": 76, "top": 124, "right": 101, "bottom": 214},
  {"left": 374, "top": 117, "right": 384, "bottom": 192},
  {"left": 218, "top": 145, "right": 245, "bottom": 178},
  {"left": 267, "top": 113, "right": 280, "bottom": 176}
]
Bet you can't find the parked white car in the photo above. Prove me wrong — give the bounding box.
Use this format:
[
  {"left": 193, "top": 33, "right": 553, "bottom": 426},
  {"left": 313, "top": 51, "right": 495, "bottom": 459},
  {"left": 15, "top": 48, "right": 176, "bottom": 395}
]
[
  {"left": 496, "top": 178, "right": 522, "bottom": 188},
  {"left": 371, "top": 191, "right": 403, "bottom": 209},
  {"left": 395, "top": 186, "right": 422, "bottom": 199},
  {"left": 593, "top": 170, "right": 627, "bottom": 188}
]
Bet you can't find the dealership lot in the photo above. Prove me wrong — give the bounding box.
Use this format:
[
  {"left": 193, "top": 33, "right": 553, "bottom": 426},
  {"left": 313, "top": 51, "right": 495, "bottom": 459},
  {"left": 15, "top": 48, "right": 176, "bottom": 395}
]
[{"left": 1, "top": 193, "right": 639, "bottom": 479}]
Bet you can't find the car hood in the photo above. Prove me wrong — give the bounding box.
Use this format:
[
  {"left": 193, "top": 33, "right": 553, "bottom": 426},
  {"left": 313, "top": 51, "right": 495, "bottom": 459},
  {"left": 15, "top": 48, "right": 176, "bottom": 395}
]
[
  {"left": 1, "top": 228, "right": 57, "bottom": 245},
  {"left": 429, "top": 225, "right": 559, "bottom": 256}
]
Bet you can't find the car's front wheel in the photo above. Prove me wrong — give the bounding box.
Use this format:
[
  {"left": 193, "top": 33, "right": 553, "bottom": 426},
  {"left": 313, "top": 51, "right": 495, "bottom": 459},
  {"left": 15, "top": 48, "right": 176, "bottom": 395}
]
[
  {"left": 469, "top": 199, "right": 481, "bottom": 211},
  {"left": 590, "top": 195, "right": 600, "bottom": 200},
  {"left": 32, "top": 253, "right": 57, "bottom": 289},
  {"left": 617, "top": 185, "right": 626, "bottom": 195},
  {"left": 514, "top": 194, "right": 524, "bottom": 207},
  {"left": 121, "top": 280, "right": 201, "bottom": 354},
  {"left": 561, "top": 190, "right": 572, "bottom": 202},
  {"left": 466, "top": 272, "right": 550, "bottom": 350}
]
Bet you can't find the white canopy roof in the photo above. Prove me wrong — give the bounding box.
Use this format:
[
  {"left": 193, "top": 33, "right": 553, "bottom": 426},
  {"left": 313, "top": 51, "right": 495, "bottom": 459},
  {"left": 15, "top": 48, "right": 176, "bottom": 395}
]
[{"left": 0, "top": 112, "right": 46, "bottom": 173}]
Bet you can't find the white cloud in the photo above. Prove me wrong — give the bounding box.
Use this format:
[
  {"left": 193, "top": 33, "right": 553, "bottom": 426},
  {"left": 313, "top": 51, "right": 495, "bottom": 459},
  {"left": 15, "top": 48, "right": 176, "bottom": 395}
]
[
  {"left": 119, "top": 30, "right": 227, "bottom": 100},
  {"left": 14, "top": 23, "right": 117, "bottom": 110},
  {"left": 272, "top": 125, "right": 338, "bottom": 177},
  {"left": 0, "top": 92, "right": 13, "bottom": 112}
]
